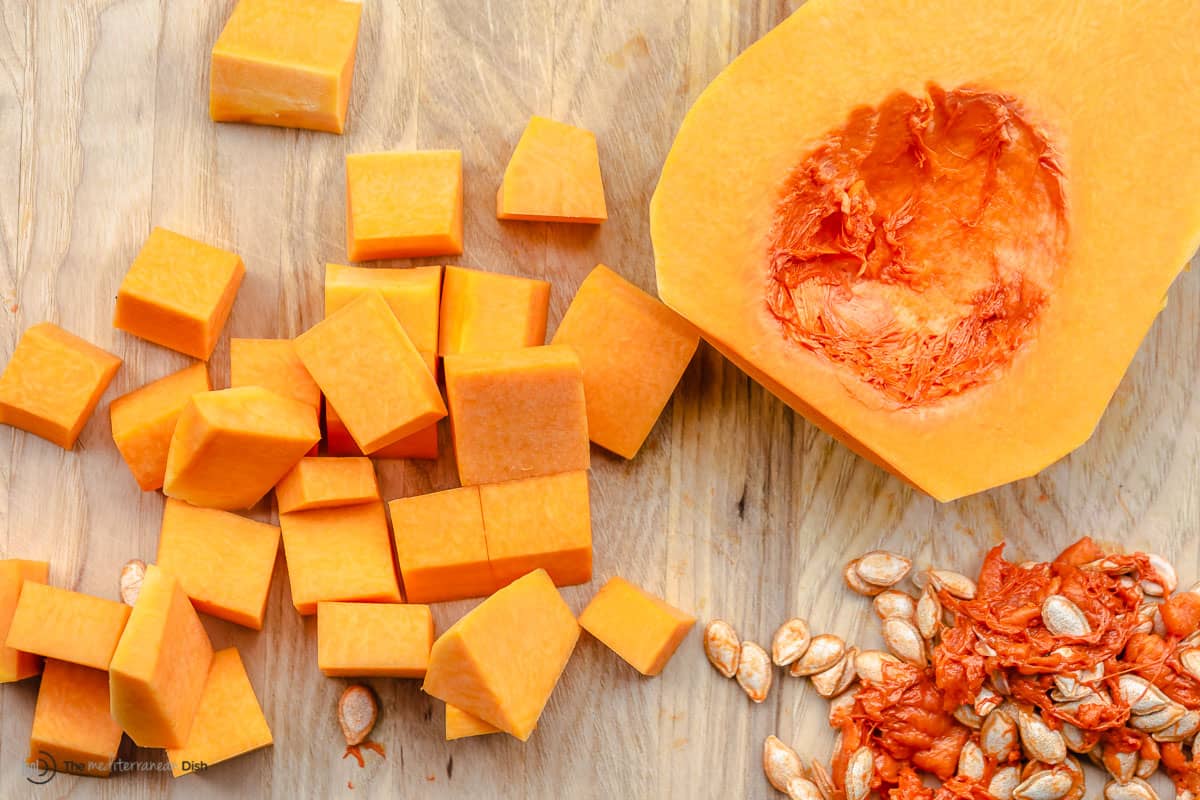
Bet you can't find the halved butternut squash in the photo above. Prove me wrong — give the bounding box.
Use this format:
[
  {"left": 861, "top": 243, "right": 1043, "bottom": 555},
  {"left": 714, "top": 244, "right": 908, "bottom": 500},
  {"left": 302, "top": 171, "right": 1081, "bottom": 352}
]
[{"left": 651, "top": 0, "right": 1200, "bottom": 500}]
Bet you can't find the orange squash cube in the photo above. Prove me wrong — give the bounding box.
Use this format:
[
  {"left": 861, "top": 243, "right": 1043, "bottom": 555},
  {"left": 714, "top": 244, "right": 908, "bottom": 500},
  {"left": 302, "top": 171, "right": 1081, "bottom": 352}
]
[
  {"left": 388, "top": 486, "right": 495, "bottom": 603},
  {"left": 552, "top": 264, "right": 699, "bottom": 458},
  {"left": 275, "top": 457, "right": 378, "bottom": 514},
  {"left": 113, "top": 228, "right": 245, "bottom": 360},
  {"left": 444, "top": 345, "right": 588, "bottom": 486},
  {"left": 163, "top": 386, "right": 321, "bottom": 510},
  {"left": 345, "top": 150, "right": 463, "bottom": 260},
  {"left": 577, "top": 576, "right": 696, "bottom": 676},
  {"left": 166, "top": 648, "right": 273, "bottom": 777},
  {"left": 110, "top": 363, "right": 211, "bottom": 491},
  {"left": 325, "top": 263, "right": 442, "bottom": 356},
  {"left": 497, "top": 116, "right": 607, "bottom": 223},
  {"left": 438, "top": 266, "right": 551, "bottom": 356},
  {"left": 317, "top": 602, "right": 434, "bottom": 678},
  {"left": 445, "top": 703, "right": 499, "bottom": 740},
  {"left": 0, "top": 323, "right": 121, "bottom": 449},
  {"left": 325, "top": 402, "right": 440, "bottom": 459},
  {"left": 109, "top": 565, "right": 214, "bottom": 748},
  {"left": 230, "top": 338, "right": 320, "bottom": 410},
  {"left": 422, "top": 569, "right": 579, "bottom": 741},
  {"left": 155, "top": 499, "right": 281, "bottom": 630},
  {"left": 28, "top": 659, "right": 123, "bottom": 778},
  {"left": 210, "top": 0, "right": 362, "bottom": 135},
  {"left": 5, "top": 583, "right": 130, "bottom": 671},
  {"left": 479, "top": 471, "right": 592, "bottom": 588},
  {"left": 0, "top": 560, "right": 49, "bottom": 682},
  {"left": 296, "top": 291, "right": 445, "bottom": 454},
  {"left": 280, "top": 501, "right": 403, "bottom": 615}
]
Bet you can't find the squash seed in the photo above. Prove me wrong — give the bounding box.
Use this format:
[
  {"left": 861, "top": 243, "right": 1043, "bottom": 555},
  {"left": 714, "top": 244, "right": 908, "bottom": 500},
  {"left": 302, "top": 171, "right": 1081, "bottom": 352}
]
[
  {"left": 1019, "top": 707, "right": 1068, "bottom": 764},
  {"left": 1150, "top": 708, "right": 1199, "bottom": 742},
  {"left": 703, "top": 619, "right": 741, "bottom": 678},
  {"left": 843, "top": 746, "right": 874, "bottom": 800},
  {"left": 927, "top": 569, "right": 977, "bottom": 599},
  {"left": 980, "top": 707, "right": 1019, "bottom": 761},
  {"left": 1179, "top": 648, "right": 1200, "bottom": 682},
  {"left": 989, "top": 765, "right": 1022, "bottom": 800},
  {"left": 338, "top": 684, "right": 378, "bottom": 746},
  {"left": 1060, "top": 722, "right": 1095, "bottom": 754},
  {"left": 1041, "top": 595, "right": 1091, "bottom": 637},
  {"left": 1135, "top": 753, "right": 1159, "bottom": 779},
  {"left": 854, "top": 550, "right": 912, "bottom": 587},
  {"left": 786, "top": 777, "right": 824, "bottom": 800},
  {"left": 953, "top": 703, "right": 984, "bottom": 730},
  {"left": 119, "top": 558, "right": 146, "bottom": 606},
  {"left": 736, "top": 641, "right": 773, "bottom": 703},
  {"left": 872, "top": 589, "right": 916, "bottom": 621},
  {"left": 789, "top": 634, "right": 846, "bottom": 677},
  {"left": 1129, "top": 701, "right": 1186, "bottom": 733},
  {"left": 810, "top": 653, "right": 850, "bottom": 698},
  {"left": 763, "top": 735, "right": 806, "bottom": 793},
  {"left": 1013, "top": 768, "right": 1073, "bottom": 800},
  {"left": 1103, "top": 778, "right": 1159, "bottom": 800},
  {"left": 1100, "top": 743, "right": 1138, "bottom": 783},
  {"left": 843, "top": 560, "right": 885, "bottom": 597},
  {"left": 916, "top": 584, "right": 942, "bottom": 640},
  {"left": 1142, "top": 553, "right": 1177, "bottom": 596},
  {"left": 1116, "top": 674, "right": 1169, "bottom": 715},
  {"left": 881, "top": 617, "right": 926, "bottom": 666},
  {"left": 809, "top": 758, "right": 836, "bottom": 800},
  {"left": 854, "top": 650, "right": 901, "bottom": 684},
  {"left": 828, "top": 690, "right": 857, "bottom": 727},
  {"left": 974, "top": 684, "right": 1002, "bottom": 716},
  {"left": 957, "top": 740, "right": 985, "bottom": 781},
  {"left": 771, "top": 617, "right": 812, "bottom": 667}
]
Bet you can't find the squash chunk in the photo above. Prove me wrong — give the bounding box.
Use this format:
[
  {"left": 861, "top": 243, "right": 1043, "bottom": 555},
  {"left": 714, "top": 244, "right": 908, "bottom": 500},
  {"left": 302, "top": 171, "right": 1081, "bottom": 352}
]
[
  {"left": 210, "top": 0, "right": 362, "bottom": 134},
  {"left": 578, "top": 576, "right": 695, "bottom": 676},
  {"left": 166, "top": 648, "right": 273, "bottom": 778},
  {"left": 422, "top": 569, "right": 579, "bottom": 741},
  {"left": 280, "top": 501, "right": 403, "bottom": 615},
  {"left": 0, "top": 560, "right": 49, "bottom": 682},
  {"left": 497, "top": 116, "right": 607, "bottom": 223},
  {"left": 29, "top": 660, "right": 123, "bottom": 778},
  {"left": 155, "top": 499, "right": 280, "bottom": 630},
  {"left": 438, "top": 266, "right": 551, "bottom": 356},
  {"left": 479, "top": 471, "right": 592, "bottom": 588},
  {"left": 5, "top": 583, "right": 130, "bottom": 671},
  {"left": 445, "top": 703, "right": 499, "bottom": 740},
  {"left": 296, "top": 290, "right": 445, "bottom": 454},
  {"left": 111, "top": 363, "right": 211, "bottom": 491},
  {"left": 345, "top": 151, "right": 463, "bottom": 260},
  {"left": 109, "top": 565, "right": 214, "bottom": 748},
  {"left": 230, "top": 338, "right": 320, "bottom": 411},
  {"left": 317, "top": 602, "right": 434, "bottom": 678},
  {"left": 444, "top": 345, "right": 588, "bottom": 486},
  {"left": 113, "top": 228, "right": 245, "bottom": 360},
  {"left": 275, "top": 457, "right": 378, "bottom": 514},
  {"left": 326, "top": 403, "right": 440, "bottom": 459},
  {"left": 325, "top": 263, "right": 443, "bottom": 356},
  {"left": 0, "top": 323, "right": 121, "bottom": 450},
  {"left": 164, "top": 386, "right": 321, "bottom": 510},
  {"left": 552, "top": 264, "right": 699, "bottom": 458},
  {"left": 388, "top": 486, "right": 495, "bottom": 603}
]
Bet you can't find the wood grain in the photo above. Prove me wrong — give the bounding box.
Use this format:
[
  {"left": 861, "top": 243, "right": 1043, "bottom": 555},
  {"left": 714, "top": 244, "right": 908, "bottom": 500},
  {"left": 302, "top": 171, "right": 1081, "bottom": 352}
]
[{"left": 1, "top": 1, "right": 1198, "bottom": 797}]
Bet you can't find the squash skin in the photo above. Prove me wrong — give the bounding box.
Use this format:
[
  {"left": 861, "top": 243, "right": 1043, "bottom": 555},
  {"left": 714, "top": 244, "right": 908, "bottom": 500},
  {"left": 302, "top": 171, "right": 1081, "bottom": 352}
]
[{"left": 652, "top": 0, "right": 1200, "bottom": 500}]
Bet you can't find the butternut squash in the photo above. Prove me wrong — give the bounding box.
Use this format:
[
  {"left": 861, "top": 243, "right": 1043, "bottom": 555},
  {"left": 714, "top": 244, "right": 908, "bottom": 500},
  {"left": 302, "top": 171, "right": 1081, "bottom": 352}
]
[
  {"left": 577, "top": 576, "right": 695, "bottom": 676},
  {"left": 438, "top": 266, "right": 550, "bottom": 356},
  {"left": 445, "top": 703, "right": 499, "bottom": 741},
  {"left": 111, "top": 363, "right": 211, "bottom": 491},
  {"left": 230, "top": 338, "right": 321, "bottom": 411},
  {"left": 5, "top": 583, "right": 130, "bottom": 671},
  {"left": 497, "top": 116, "right": 606, "bottom": 223},
  {"left": 0, "top": 560, "right": 49, "bottom": 682},
  {"left": 29, "top": 659, "right": 123, "bottom": 778},
  {"left": 317, "top": 602, "right": 434, "bottom": 678},
  {"left": 388, "top": 485, "right": 496, "bottom": 604},
  {"left": 651, "top": 0, "right": 1200, "bottom": 500},
  {"left": 345, "top": 151, "right": 463, "bottom": 260},
  {"left": 275, "top": 456, "right": 378, "bottom": 514}
]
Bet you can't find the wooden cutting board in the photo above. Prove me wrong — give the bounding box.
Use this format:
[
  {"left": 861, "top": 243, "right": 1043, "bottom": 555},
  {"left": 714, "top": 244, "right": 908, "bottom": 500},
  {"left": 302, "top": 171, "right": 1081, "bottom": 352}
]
[{"left": 1, "top": 1, "right": 1197, "bottom": 797}]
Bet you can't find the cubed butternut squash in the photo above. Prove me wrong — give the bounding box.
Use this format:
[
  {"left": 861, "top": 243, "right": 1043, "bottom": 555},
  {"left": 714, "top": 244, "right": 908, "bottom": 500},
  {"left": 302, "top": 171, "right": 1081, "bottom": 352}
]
[
  {"left": 280, "top": 501, "right": 403, "bottom": 615},
  {"left": 229, "top": 338, "right": 321, "bottom": 411},
  {"left": 345, "top": 151, "right": 463, "bottom": 260},
  {"left": 479, "top": 471, "right": 592, "bottom": 588},
  {"left": 444, "top": 345, "right": 588, "bottom": 486},
  {"left": 275, "top": 457, "right": 378, "bottom": 514},
  {"left": 0, "top": 323, "right": 121, "bottom": 450},
  {"left": 325, "top": 402, "right": 440, "bottom": 459},
  {"left": 5, "top": 583, "right": 130, "bottom": 671},
  {"left": 28, "top": 659, "right": 123, "bottom": 778},
  {"left": 388, "top": 486, "right": 495, "bottom": 603},
  {"left": 317, "top": 602, "right": 434, "bottom": 677},
  {"left": 551, "top": 264, "right": 699, "bottom": 458},
  {"left": 109, "top": 565, "right": 215, "bottom": 748},
  {"left": 110, "top": 363, "right": 211, "bottom": 491},
  {"left": 497, "top": 116, "right": 607, "bottom": 223},
  {"left": 163, "top": 386, "right": 321, "bottom": 510},
  {"left": 166, "top": 648, "right": 273, "bottom": 777},
  {"left": 0, "top": 560, "right": 49, "bottom": 682},
  {"left": 113, "top": 228, "right": 245, "bottom": 360},
  {"left": 155, "top": 498, "right": 281, "bottom": 630},
  {"left": 577, "top": 576, "right": 695, "bottom": 676},
  {"left": 210, "top": 0, "right": 362, "bottom": 135},
  {"left": 324, "top": 263, "right": 442, "bottom": 356},
  {"left": 422, "top": 569, "right": 579, "bottom": 741},
  {"left": 438, "top": 266, "right": 551, "bottom": 356},
  {"left": 445, "top": 703, "right": 499, "bottom": 741}
]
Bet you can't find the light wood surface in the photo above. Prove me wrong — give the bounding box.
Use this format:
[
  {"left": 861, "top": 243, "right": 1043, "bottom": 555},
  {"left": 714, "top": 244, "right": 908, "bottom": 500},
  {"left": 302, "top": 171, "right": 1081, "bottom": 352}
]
[{"left": 2, "top": 1, "right": 1198, "bottom": 797}]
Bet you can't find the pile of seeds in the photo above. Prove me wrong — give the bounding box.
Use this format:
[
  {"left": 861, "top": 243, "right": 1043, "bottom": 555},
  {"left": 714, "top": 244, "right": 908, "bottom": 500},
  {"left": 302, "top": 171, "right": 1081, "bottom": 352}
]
[{"left": 704, "top": 539, "right": 1200, "bottom": 800}]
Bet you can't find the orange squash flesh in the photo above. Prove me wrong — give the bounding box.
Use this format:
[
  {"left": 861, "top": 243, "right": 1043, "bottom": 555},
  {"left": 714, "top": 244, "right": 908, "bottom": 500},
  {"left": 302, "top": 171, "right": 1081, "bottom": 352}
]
[
  {"left": 325, "top": 263, "right": 443, "bottom": 356},
  {"left": 317, "top": 602, "right": 434, "bottom": 678},
  {"left": 438, "top": 266, "right": 551, "bottom": 356},
  {"left": 230, "top": 338, "right": 321, "bottom": 410},
  {"left": 552, "top": 264, "right": 700, "bottom": 458},
  {"left": 388, "top": 485, "right": 496, "bottom": 604},
  {"left": 28, "top": 659, "right": 123, "bottom": 778},
  {"left": 210, "top": 0, "right": 362, "bottom": 135},
  {"left": 109, "top": 565, "right": 215, "bottom": 748},
  {"left": 113, "top": 228, "right": 245, "bottom": 360},
  {"left": 166, "top": 648, "right": 273, "bottom": 778},
  {"left": 325, "top": 402, "right": 440, "bottom": 459},
  {"left": 422, "top": 569, "right": 579, "bottom": 741},
  {"left": 275, "top": 456, "right": 379, "bottom": 514},
  {"left": 155, "top": 498, "right": 281, "bottom": 630},
  {"left": 577, "top": 576, "right": 695, "bottom": 676},
  {"left": 444, "top": 345, "right": 589, "bottom": 486},
  {"left": 651, "top": 0, "right": 1200, "bottom": 501},
  {"left": 497, "top": 116, "right": 607, "bottom": 223},
  {"left": 445, "top": 703, "right": 500, "bottom": 740},
  {"left": 163, "top": 386, "right": 321, "bottom": 510},
  {"left": 111, "top": 363, "right": 211, "bottom": 491},
  {"left": 0, "top": 322, "right": 122, "bottom": 450},
  {"left": 345, "top": 151, "right": 463, "bottom": 260},
  {"left": 0, "top": 560, "right": 49, "bottom": 682},
  {"left": 5, "top": 583, "right": 130, "bottom": 671}
]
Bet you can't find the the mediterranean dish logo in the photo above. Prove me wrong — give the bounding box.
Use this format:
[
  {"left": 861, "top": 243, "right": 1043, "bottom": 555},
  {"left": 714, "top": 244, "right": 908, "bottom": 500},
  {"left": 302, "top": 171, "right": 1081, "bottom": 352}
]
[{"left": 26, "top": 751, "right": 208, "bottom": 784}]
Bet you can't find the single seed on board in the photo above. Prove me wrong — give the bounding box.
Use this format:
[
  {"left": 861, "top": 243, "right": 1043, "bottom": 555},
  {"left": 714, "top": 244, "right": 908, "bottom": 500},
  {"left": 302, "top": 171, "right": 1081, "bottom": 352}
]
[
  {"left": 789, "top": 634, "right": 846, "bottom": 677},
  {"left": 916, "top": 584, "right": 942, "bottom": 640},
  {"left": 338, "top": 684, "right": 378, "bottom": 746},
  {"left": 736, "top": 641, "right": 773, "bottom": 703},
  {"left": 1019, "top": 707, "right": 1068, "bottom": 764},
  {"left": 989, "top": 764, "right": 1022, "bottom": 800},
  {"left": 1012, "top": 768, "right": 1073, "bottom": 800},
  {"left": 771, "top": 618, "right": 812, "bottom": 667},
  {"left": 957, "top": 740, "right": 985, "bottom": 781},
  {"left": 119, "top": 558, "right": 146, "bottom": 606},
  {"left": 1103, "top": 778, "right": 1160, "bottom": 800},
  {"left": 703, "top": 620, "right": 741, "bottom": 678},
  {"left": 854, "top": 550, "right": 912, "bottom": 587},
  {"left": 1041, "top": 595, "right": 1091, "bottom": 637},
  {"left": 843, "top": 746, "right": 874, "bottom": 800},
  {"left": 786, "top": 777, "right": 824, "bottom": 800},
  {"left": 844, "top": 560, "right": 885, "bottom": 597},
  {"left": 763, "top": 735, "right": 806, "bottom": 793},
  {"left": 981, "top": 707, "right": 1019, "bottom": 761},
  {"left": 854, "top": 650, "right": 901, "bottom": 684},
  {"left": 872, "top": 589, "right": 917, "bottom": 621},
  {"left": 1115, "top": 674, "right": 1169, "bottom": 715},
  {"left": 927, "top": 569, "right": 977, "bottom": 599},
  {"left": 1180, "top": 648, "right": 1200, "bottom": 681},
  {"left": 881, "top": 617, "right": 926, "bottom": 666},
  {"left": 809, "top": 759, "right": 836, "bottom": 800}
]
